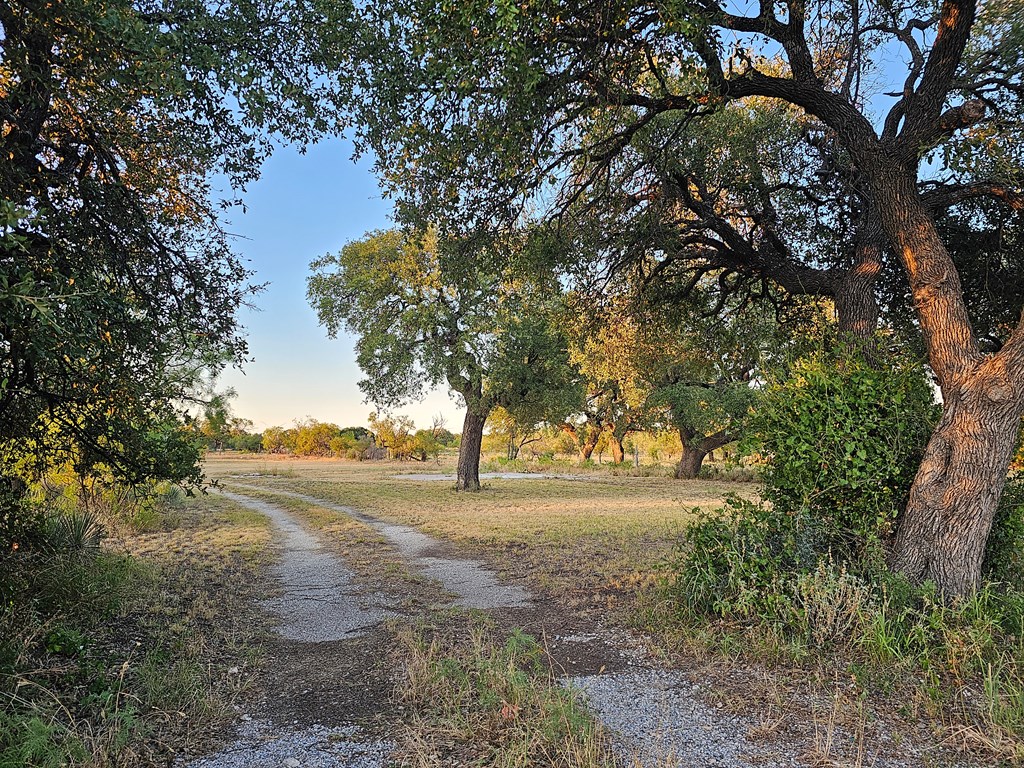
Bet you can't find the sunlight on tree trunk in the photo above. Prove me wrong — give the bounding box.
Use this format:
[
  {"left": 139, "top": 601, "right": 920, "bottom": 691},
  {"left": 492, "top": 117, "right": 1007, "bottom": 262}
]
[
  {"left": 610, "top": 436, "right": 625, "bottom": 464},
  {"left": 893, "top": 364, "right": 1024, "bottom": 598},
  {"left": 870, "top": 169, "right": 1024, "bottom": 598}
]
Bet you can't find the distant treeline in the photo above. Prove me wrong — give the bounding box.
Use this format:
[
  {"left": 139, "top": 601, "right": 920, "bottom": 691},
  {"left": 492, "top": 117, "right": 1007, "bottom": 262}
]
[{"left": 200, "top": 415, "right": 459, "bottom": 462}]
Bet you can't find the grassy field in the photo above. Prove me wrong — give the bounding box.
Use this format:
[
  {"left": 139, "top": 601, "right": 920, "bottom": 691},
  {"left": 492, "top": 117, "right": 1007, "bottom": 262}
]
[{"left": 206, "top": 454, "right": 755, "bottom": 616}]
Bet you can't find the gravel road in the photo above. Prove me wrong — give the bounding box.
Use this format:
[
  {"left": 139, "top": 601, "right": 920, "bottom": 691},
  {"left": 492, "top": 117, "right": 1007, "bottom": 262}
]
[
  {"left": 183, "top": 486, "right": 959, "bottom": 768},
  {"left": 232, "top": 486, "right": 531, "bottom": 610}
]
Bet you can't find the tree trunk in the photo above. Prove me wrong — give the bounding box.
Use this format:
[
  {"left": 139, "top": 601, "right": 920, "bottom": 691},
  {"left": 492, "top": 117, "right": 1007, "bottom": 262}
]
[
  {"left": 869, "top": 165, "right": 1024, "bottom": 598},
  {"left": 892, "top": 357, "right": 1024, "bottom": 598},
  {"left": 676, "top": 443, "right": 707, "bottom": 479},
  {"left": 610, "top": 436, "right": 625, "bottom": 464},
  {"left": 457, "top": 409, "right": 487, "bottom": 491},
  {"left": 579, "top": 430, "right": 600, "bottom": 461},
  {"left": 675, "top": 429, "right": 737, "bottom": 480},
  {"left": 834, "top": 205, "right": 883, "bottom": 340}
]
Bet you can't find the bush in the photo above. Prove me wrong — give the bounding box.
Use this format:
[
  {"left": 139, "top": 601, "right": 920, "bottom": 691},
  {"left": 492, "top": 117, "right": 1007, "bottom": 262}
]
[
  {"left": 660, "top": 343, "right": 1024, "bottom": 741},
  {"left": 667, "top": 498, "right": 820, "bottom": 625},
  {"left": 751, "top": 345, "right": 938, "bottom": 554},
  {"left": 984, "top": 477, "right": 1024, "bottom": 587}
]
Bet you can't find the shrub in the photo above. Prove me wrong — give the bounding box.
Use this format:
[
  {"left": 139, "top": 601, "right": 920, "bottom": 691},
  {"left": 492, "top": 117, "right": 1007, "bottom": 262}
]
[
  {"left": 983, "top": 477, "right": 1024, "bottom": 587},
  {"left": 751, "top": 345, "right": 938, "bottom": 555},
  {"left": 661, "top": 344, "right": 1024, "bottom": 741},
  {"left": 666, "top": 498, "right": 823, "bottom": 625}
]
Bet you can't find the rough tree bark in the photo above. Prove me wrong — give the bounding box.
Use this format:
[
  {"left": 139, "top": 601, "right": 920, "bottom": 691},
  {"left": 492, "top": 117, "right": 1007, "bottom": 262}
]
[
  {"left": 834, "top": 206, "right": 883, "bottom": 340},
  {"left": 869, "top": 166, "right": 1024, "bottom": 598},
  {"left": 456, "top": 409, "right": 488, "bottom": 491},
  {"left": 699, "top": 0, "right": 1022, "bottom": 597},
  {"left": 562, "top": 421, "right": 606, "bottom": 461},
  {"left": 676, "top": 443, "right": 707, "bottom": 479},
  {"left": 579, "top": 430, "right": 601, "bottom": 461}
]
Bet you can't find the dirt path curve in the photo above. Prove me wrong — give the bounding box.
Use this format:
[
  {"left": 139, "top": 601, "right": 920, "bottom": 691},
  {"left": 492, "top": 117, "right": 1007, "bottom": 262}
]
[{"left": 182, "top": 484, "right": 792, "bottom": 768}]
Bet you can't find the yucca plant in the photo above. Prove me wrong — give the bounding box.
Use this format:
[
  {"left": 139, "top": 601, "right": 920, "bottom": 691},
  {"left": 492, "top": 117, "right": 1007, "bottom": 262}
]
[{"left": 44, "top": 510, "right": 105, "bottom": 556}]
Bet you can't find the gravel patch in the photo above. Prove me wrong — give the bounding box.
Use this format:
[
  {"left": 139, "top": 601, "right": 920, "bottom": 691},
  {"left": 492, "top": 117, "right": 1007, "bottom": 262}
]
[
  {"left": 388, "top": 472, "right": 584, "bottom": 481},
  {"left": 222, "top": 492, "right": 396, "bottom": 642},
  {"left": 569, "top": 669, "right": 767, "bottom": 768},
  {"left": 181, "top": 719, "right": 393, "bottom": 768}
]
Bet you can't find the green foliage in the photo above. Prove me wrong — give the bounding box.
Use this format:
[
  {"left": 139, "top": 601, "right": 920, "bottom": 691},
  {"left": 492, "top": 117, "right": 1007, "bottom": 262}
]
[
  {"left": 984, "top": 478, "right": 1024, "bottom": 587},
  {"left": 662, "top": 497, "right": 1024, "bottom": 734},
  {"left": 658, "top": 342, "right": 1024, "bottom": 732},
  {"left": 190, "top": 386, "right": 262, "bottom": 452},
  {"left": 1, "top": 0, "right": 347, "bottom": 488},
  {"left": 308, "top": 228, "right": 579, "bottom": 423},
  {"left": 292, "top": 419, "right": 345, "bottom": 457},
  {"left": 369, "top": 412, "right": 417, "bottom": 459},
  {"left": 0, "top": 482, "right": 264, "bottom": 765},
  {"left": 259, "top": 421, "right": 377, "bottom": 458},
  {"left": 0, "top": 716, "right": 86, "bottom": 768},
  {"left": 751, "top": 346, "right": 938, "bottom": 551},
  {"left": 666, "top": 498, "right": 827, "bottom": 625},
  {"left": 43, "top": 510, "right": 106, "bottom": 556}
]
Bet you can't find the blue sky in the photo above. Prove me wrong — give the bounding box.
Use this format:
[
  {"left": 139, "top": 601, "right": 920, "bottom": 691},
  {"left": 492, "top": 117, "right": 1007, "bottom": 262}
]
[{"left": 216, "top": 137, "right": 464, "bottom": 432}]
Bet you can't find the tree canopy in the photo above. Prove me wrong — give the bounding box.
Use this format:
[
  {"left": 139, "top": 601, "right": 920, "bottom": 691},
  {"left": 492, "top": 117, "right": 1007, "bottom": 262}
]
[
  {"left": 344, "top": 0, "right": 1024, "bottom": 597},
  {"left": 0, "top": 0, "right": 348, "bottom": 488},
  {"left": 307, "top": 228, "right": 578, "bottom": 489}
]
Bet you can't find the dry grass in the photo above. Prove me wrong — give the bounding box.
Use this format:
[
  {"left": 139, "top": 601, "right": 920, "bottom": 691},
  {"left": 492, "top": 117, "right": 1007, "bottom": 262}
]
[
  {"left": 110, "top": 491, "right": 273, "bottom": 760},
  {"left": 389, "top": 610, "right": 615, "bottom": 768},
  {"left": 205, "top": 454, "right": 755, "bottom": 614},
  {"left": 0, "top": 490, "right": 274, "bottom": 767}
]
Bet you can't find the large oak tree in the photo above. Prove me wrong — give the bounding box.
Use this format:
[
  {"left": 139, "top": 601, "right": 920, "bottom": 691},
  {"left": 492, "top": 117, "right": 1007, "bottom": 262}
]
[{"left": 347, "top": 0, "right": 1024, "bottom": 598}]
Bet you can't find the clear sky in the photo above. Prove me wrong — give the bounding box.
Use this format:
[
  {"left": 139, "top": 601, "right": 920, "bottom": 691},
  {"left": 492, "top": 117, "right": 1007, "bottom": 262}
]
[{"left": 216, "top": 137, "right": 464, "bottom": 433}]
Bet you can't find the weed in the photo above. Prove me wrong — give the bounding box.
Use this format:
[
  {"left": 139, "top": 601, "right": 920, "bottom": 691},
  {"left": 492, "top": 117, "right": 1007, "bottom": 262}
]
[
  {"left": 659, "top": 492, "right": 1024, "bottom": 756},
  {"left": 392, "top": 612, "right": 614, "bottom": 767},
  {"left": 1, "top": 486, "right": 270, "bottom": 765}
]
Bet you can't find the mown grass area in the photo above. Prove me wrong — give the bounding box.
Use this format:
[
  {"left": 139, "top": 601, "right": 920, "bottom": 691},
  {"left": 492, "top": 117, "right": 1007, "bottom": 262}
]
[
  {"left": 0, "top": 490, "right": 271, "bottom": 767},
  {"left": 206, "top": 454, "right": 755, "bottom": 614}
]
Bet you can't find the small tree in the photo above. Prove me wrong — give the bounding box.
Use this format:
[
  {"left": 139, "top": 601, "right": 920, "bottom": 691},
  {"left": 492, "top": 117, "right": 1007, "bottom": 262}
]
[
  {"left": 368, "top": 413, "right": 416, "bottom": 460},
  {"left": 292, "top": 420, "right": 344, "bottom": 457},
  {"left": 487, "top": 407, "right": 545, "bottom": 461}
]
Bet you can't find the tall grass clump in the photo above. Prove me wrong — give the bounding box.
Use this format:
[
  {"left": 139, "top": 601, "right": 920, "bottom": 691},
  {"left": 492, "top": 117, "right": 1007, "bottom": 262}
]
[
  {"left": 0, "top": 472, "right": 214, "bottom": 766},
  {"left": 0, "top": 482, "right": 144, "bottom": 767},
  {"left": 659, "top": 344, "right": 1024, "bottom": 750},
  {"left": 393, "top": 612, "right": 614, "bottom": 767}
]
